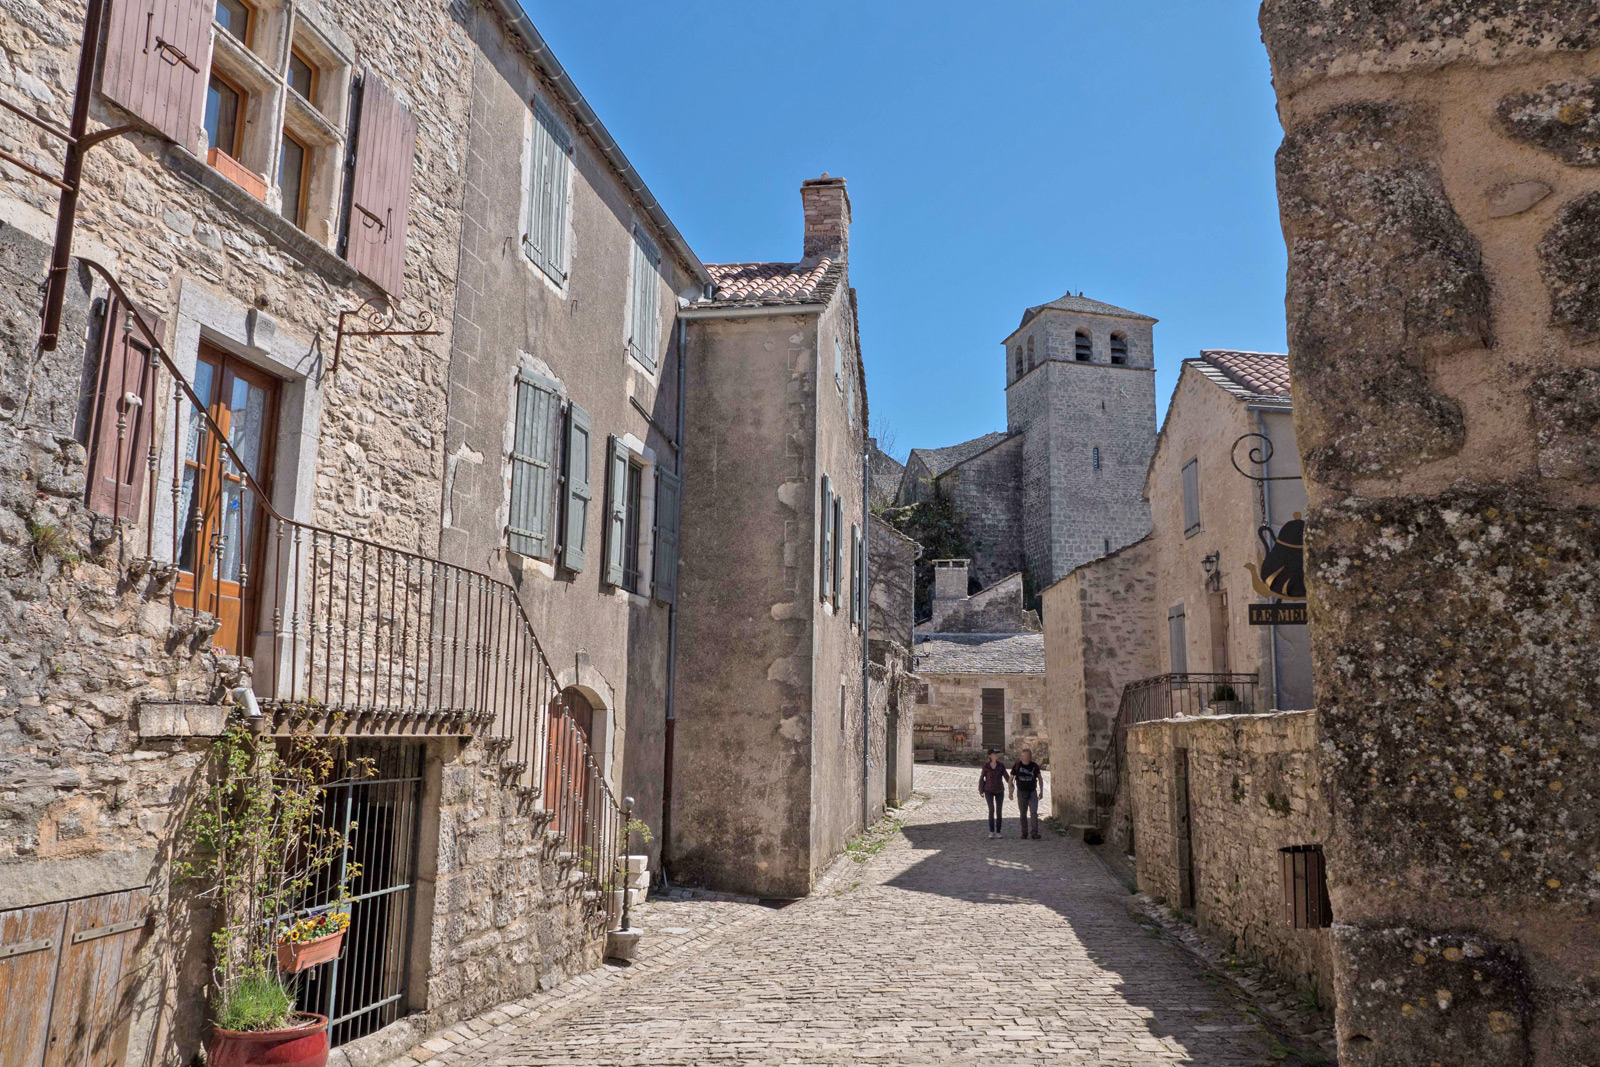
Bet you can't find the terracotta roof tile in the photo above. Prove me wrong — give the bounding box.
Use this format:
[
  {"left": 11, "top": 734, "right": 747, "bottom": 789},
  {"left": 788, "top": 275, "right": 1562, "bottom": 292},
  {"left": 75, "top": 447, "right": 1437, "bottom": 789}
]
[
  {"left": 1197, "top": 350, "right": 1292, "bottom": 401},
  {"left": 701, "top": 258, "right": 843, "bottom": 308}
]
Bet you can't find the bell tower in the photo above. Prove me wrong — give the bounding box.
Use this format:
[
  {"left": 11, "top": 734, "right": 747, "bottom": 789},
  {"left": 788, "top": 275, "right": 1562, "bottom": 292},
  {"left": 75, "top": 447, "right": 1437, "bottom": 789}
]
[{"left": 1002, "top": 293, "right": 1159, "bottom": 585}]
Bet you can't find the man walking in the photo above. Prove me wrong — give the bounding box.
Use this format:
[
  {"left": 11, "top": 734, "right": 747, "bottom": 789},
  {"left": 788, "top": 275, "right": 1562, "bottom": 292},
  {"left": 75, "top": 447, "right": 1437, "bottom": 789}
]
[
  {"left": 978, "top": 749, "right": 1011, "bottom": 839},
  {"left": 1012, "top": 749, "right": 1044, "bottom": 839}
]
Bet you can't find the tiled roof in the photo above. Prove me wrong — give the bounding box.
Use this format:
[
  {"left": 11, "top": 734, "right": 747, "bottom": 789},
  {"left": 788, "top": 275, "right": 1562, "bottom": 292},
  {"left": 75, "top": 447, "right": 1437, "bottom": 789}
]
[
  {"left": 908, "top": 432, "right": 1012, "bottom": 478},
  {"left": 700, "top": 258, "right": 844, "bottom": 309},
  {"left": 913, "top": 633, "right": 1045, "bottom": 676},
  {"left": 1019, "top": 293, "right": 1156, "bottom": 329},
  {"left": 1195, "top": 350, "right": 1292, "bottom": 402}
]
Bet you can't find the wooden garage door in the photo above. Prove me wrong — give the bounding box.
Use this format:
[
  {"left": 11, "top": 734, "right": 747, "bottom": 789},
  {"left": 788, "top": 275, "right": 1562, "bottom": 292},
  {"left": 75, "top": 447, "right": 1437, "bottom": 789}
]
[{"left": 0, "top": 888, "right": 151, "bottom": 1067}]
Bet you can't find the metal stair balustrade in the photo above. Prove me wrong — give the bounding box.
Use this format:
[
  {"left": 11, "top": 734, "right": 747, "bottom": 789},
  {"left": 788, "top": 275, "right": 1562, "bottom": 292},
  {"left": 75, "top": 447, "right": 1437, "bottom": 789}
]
[{"left": 78, "top": 258, "right": 625, "bottom": 919}]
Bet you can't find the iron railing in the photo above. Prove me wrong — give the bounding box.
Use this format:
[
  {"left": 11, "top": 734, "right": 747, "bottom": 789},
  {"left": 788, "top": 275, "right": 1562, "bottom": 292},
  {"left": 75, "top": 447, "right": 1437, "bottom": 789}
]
[
  {"left": 82, "top": 258, "right": 625, "bottom": 919},
  {"left": 1089, "top": 672, "right": 1261, "bottom": 828}
]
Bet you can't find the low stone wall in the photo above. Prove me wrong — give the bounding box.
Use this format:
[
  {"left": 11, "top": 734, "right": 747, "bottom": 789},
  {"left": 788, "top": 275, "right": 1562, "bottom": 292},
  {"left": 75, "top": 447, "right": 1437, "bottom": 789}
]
[{"left": 1126, "top": 710, "right": 1332, "bottom": 1004}]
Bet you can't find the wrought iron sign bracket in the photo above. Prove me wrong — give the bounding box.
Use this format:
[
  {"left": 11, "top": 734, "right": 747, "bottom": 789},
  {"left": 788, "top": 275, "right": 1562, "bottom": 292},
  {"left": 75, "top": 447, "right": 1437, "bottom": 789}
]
[
  {"left": 329, "top": 299, "right": 442, "bottom": 374},
  {"left": 0, "top": 0, "right": 156, "bottom": 352},
  {"left": 1230, "top": 432, "right": 1304, "bottom": 483}
]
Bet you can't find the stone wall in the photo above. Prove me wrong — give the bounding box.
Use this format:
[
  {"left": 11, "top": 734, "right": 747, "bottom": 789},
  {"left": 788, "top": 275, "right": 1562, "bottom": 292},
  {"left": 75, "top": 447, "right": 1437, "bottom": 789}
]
[
  {"left": 1040, "top": 536, "right": 1159, "bottom": 826},
  {"left": 912, "top": 672, "right": 1048, "bottom": 763},
  {"left": 937, "top": 434, "right": 1023, "bottom": 591},
  {"left": 1126, "top": 710, "right": 1333, "bottom": 1006},
  {"left": 1259, "top": 3, "right": 1600, "bottom": 1061},
  {"left": 924, "top": 570, "right": 1040, "bottom": 635}
]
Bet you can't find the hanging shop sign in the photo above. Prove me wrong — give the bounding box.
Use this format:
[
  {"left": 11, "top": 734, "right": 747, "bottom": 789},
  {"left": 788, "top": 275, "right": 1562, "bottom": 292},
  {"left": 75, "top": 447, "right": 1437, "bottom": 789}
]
[
  {"left": 1247, "top": 513, "right": 1307, "bottom": 625},
  {"left": 1249, "top": 602, "right": 1307, "bottom": 626}
]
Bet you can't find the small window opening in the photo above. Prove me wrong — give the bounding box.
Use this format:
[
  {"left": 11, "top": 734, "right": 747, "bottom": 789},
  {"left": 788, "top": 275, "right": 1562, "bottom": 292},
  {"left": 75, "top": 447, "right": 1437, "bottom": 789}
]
[
  {"left": 1013, "top": 345, "right": 1023, "bottom": 380},
  {"left": 215, "top": 0, "right": 250, "bottom": 42},
  {"left": 287, "top": 50, "right": 315, "bottom": 102},
  {"left": 1026, "top": 336, "right": 1035, "bottom": 371},
  {"left": 1110, "top": 333, "right": 1129, "bottom": 365},
  {"left": 1074, "top": 330, "right": 1092, "bottom": 362},
  {"left": 1021, "top": 713, "right": 1033, "bottom": 729},
  {"left": 1092, "top": 446, "right": 1101, "bottom": 470},
  {"left": 1104, "top": 537, "right": 1112, "bottom": 555}
]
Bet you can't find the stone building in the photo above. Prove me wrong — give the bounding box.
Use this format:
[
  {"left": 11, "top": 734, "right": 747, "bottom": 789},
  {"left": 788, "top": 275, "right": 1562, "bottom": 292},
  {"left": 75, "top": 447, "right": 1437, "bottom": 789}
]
[
  {"left": 1041, "top": 350, "right": 1311, "bottom": 828},
  {"left": 896, "top": 294, "right": 1159, "bottom": 598},
  {"left": 435, "top": 1, "right": 712, "bottom": 873},
  {"left": 669, "top": 176, "right": 884, "bottom": 899},
  {"left": 0, "top": 0, "right": 821, "bottom": 1060},
  {"left": 1259, "top": 3, "right": 1600, "bottom": 1062},
  {"left": 867, "top": 515, "right": 919, "bottom": 807},
  {"left": 911, "top": 559, "right": 1047, "bottom": 762}
]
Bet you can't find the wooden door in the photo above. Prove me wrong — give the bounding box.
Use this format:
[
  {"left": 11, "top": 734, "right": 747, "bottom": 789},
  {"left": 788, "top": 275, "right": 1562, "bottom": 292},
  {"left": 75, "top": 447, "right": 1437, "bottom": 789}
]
[
  {"left": 980, "top": 688, "right": 1005, "bottom": 751},
  {"left": 176, "top": 345, "right": 278, "bottom": 654},
  {"left": 0, "top": 889, "right": 150, "bottom": 1067},
  {"left": 544, "top": 690, "right": 595, "bottom": 845}
]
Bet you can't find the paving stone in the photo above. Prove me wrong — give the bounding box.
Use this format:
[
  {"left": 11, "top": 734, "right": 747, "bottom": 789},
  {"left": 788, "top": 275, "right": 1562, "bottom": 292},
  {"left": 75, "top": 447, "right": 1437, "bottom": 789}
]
[{"left": 380, "top": 766, "right": 1298, "bottom": 1065}]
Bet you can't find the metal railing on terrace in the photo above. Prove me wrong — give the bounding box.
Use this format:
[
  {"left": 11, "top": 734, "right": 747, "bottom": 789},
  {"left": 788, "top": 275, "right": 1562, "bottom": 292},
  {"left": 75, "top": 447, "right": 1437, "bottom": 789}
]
[
  {"left": 1090, "top": 672, "right": 1262, "bottom": 828},
  {"left": 83, "top": 258, "right": 623, "bottom": 912}
]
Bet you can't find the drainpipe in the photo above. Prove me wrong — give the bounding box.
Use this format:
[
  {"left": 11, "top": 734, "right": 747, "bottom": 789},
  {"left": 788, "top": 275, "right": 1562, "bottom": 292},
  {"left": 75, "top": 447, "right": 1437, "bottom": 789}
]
[
  {"left": 1253, "top": 407, "right": 1282, "bottom": 711},
  {"left": 660, "top": 315, "right": 687, "bottom": 880},
  {"left": 861, "top": 447, "right": 871, "bottom": 829}
]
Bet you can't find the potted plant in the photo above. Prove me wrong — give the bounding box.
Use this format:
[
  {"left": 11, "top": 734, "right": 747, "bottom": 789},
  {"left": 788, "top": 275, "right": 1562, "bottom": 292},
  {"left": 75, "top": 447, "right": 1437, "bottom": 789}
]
[
  {"left": 178, "top": 723, "right": 370, "bottom": 1067},
  {"left": 277, "top": 905, "right": 351, "bottom": 974},
  {"left": 1210, "top": 684, "right": 1243, "bottom": 716}
]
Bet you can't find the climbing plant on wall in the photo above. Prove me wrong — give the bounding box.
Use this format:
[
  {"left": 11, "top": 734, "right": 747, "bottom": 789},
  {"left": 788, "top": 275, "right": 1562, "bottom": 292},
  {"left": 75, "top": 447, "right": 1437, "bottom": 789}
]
[{"left": 874, "top": 488, "right": 974, "bottom": 621}]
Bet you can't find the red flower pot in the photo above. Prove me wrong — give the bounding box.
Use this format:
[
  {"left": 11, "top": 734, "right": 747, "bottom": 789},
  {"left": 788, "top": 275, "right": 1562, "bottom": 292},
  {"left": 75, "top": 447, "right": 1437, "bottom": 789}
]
[
  {"left": 276, "top": 929, "right": 344, "bottom": 973},
  {"left": 208, "top": 1013, "right": 329, "bottom": 1067}
]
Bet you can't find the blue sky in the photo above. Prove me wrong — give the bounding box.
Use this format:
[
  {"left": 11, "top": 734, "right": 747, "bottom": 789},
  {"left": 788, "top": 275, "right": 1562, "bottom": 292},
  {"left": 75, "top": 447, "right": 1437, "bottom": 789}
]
[{"left": 524, "top": 1, "right": 1289, "bottom": 460}]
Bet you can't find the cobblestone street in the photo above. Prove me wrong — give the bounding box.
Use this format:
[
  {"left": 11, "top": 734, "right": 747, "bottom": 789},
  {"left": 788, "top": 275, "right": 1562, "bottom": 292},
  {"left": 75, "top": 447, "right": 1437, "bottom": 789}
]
[{"left": 390, "top": 766, "right": 1301, "bottom": 1067}]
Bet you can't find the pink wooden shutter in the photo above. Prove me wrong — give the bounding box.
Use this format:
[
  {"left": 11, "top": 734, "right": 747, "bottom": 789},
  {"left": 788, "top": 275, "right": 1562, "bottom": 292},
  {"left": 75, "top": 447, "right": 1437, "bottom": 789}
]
[
  {"left": 345, "top": 75, "right": 418, "bottom": 298},
  {"left": 86, "top": 297, "right": 162, "bottom": 520},
  {"left": 100, "top": 0, "right": 213, "bottom": 152}
]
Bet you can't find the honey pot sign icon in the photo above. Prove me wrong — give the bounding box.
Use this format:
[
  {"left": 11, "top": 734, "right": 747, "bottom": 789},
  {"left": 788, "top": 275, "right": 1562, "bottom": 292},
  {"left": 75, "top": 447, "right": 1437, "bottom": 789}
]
[{"left": 1245, "top": 513, "right": 1306, "bottom": 601}]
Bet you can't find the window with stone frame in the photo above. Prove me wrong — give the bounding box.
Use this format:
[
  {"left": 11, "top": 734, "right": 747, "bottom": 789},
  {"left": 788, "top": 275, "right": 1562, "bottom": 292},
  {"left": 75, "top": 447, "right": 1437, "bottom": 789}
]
[
  {"left": 202, "top": 0, "right": 352, "bottom": 243},
  {"left": 1013, "top": 345, "right": 1023, "bottom": 381},
  {"left": 1026, "top": 335, "right": 1035, "bottom": 370},
  {"left": 1110, "top": 333, "right": 1129, "bottom": 365}
]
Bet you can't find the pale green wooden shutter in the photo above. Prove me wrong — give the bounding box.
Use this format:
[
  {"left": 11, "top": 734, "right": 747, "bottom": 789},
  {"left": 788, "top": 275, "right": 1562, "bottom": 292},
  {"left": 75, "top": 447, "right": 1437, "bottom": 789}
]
[
  {"left": 603, "top": 434, "right": 630, "bottom": 587},
  {"left": 508, "top": 371, "right": 559, "bottom": 559},
  {"left": 527, "top": 99, "right": 571, "bottom": 280},
  {"left": 653, "top": 467, "right": 681, "bottom": 604},
  {"left": 560, "top": 402, "right": 591, "bottom": 572},
  {"left": 819, "top": 475, "right": 833, "bottom": 603},
  {"left": 849, "top": 524, "right": 861, "bottom": 624},
  {"left": 832, "top": 494, "right": 843, "bottom": 610},
  {"left": 628, "top": 229, "right": 661, "bottom": 371}
]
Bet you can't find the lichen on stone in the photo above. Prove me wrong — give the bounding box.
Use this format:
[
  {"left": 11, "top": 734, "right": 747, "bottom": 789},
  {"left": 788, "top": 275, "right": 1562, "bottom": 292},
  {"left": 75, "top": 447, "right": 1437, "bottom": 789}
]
[
  {"left": 1537, "top": 192, "right": 1600, "bottom": 343},
  {"left": 1526, "top": 367, "right": 1600, "bottom": 479},
  {"left": 1496, "top": 77, "right": 1600, "bottom": 167},
  {"left": 1276, "top": 103, "right": 1483, "bottom": 483},
  {"left": 1307, "top": 488, "right": 1599, "bottom": 904}
]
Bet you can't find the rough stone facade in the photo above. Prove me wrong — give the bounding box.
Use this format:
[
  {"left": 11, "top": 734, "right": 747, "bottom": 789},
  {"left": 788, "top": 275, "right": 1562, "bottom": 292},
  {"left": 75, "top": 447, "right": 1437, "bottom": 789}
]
[
  {"left": 921, "top": 560, "right": 1038, "bottom": 635},
  {"left": 911, "top": 630, "right": 1049, "bottom": 764},
  {"left": 436, "top": 6, "right": 707, "bottom": 870},
  {"left": 671, "top": 178, "right": 876, "bottom": 899},
  {"left": 1125, "top": 710, "right": 1333, "bottom": 1007},
  {"left": 936, "top": 433, "right": 1024, "bottom": 590},
  {"left": 1040, "top": 536, "right": 1160, "bottom": 827},
  {"left": 1260, "top": 2, "right": 1600, "bottom": 1061},
  {"left": 1145, "top": 355, "right": 1311, "bottom": 711}
]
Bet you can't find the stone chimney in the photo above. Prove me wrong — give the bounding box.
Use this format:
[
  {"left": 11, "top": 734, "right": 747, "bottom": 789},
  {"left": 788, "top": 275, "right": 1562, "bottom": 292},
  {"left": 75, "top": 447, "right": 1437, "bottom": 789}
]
[
  {"left": 801, "top": 174, "right": 850, "bottom": 262},
  {"left": 930, "top": 559, "right": 969, "bottom": 628}
]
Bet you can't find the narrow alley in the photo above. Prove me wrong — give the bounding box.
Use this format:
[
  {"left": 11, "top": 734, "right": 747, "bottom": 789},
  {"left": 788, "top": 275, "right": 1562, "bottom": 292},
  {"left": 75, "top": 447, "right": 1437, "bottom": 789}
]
[{"left": 387, "top": 766, "right": 1305, "bottom": 1067}]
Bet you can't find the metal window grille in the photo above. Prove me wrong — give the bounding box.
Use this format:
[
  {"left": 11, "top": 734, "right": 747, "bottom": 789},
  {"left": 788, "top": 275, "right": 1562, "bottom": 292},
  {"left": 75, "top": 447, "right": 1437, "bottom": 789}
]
[
  {"left": 1280, "top": 844, "right": 1332, "bottom": 929},
  {"left": 290, "top": 742, "right": 425, "bottom": 1047}
]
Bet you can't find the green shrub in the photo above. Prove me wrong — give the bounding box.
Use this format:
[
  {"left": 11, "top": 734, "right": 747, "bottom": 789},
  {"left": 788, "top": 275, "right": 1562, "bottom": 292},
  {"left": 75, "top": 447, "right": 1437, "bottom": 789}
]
[{"left": 215, "top": 971, "right": 293, "bottom": 1032}]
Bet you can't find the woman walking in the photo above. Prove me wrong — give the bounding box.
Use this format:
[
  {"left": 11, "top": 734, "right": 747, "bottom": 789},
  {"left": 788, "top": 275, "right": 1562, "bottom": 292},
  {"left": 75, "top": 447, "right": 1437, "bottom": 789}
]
[{"left": 978, "top": 749, "right": 1012, "bottom": 839}]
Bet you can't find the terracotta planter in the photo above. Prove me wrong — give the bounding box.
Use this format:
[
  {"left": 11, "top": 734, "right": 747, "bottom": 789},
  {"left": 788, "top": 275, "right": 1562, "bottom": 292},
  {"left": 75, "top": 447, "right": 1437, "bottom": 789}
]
[
  {"left": 207, "top": 146, "right": 268, "bottom": 202},
  {"left": 276, "top": 929, "right": 343, "bottom": 974},
  {"left": 208, "top": 1013, "right": 329, "bottom": 1067}
]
